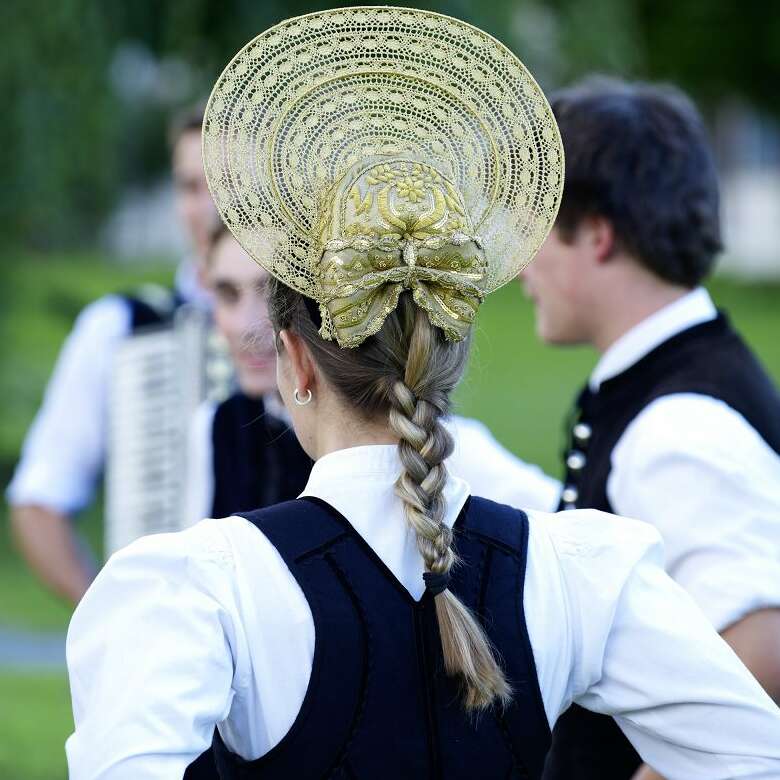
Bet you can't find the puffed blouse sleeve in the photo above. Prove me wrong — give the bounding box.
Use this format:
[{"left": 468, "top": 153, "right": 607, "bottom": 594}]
[
  {"left": 526, "top": 508, "right": 780, "bottom": 780},
  {"left": 65, "top": 518, "right": 248, "bottom": 780}
]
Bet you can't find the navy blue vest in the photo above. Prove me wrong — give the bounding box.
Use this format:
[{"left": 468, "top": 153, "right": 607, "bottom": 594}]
[
  {"left": 545, "top": 312, "right": 780, "bottom": 780},
  {"left": 211, "top": 495, "right": 551, "bottom": 779},
  {"left": 185, "top": 401, "right": 311, "bottom": 780},
  {"left": 210, "top": 393, "right": 312, "bottom": 519}
]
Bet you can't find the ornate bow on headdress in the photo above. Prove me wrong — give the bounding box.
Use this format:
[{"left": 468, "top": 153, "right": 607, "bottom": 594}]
[
  {"left": 203, "top": 6, "right": 564, "bottom": 348},
  {"left": 316, "top": 158, "right": 487, "bottom": 347}
]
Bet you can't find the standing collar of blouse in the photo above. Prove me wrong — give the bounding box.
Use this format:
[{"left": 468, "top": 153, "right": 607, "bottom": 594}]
[
  {"left": 299, "top": 444, "right": 470, "bottom": 597},
  {"left": 301, "top": 444, "right": 470, "bottom": 527}
]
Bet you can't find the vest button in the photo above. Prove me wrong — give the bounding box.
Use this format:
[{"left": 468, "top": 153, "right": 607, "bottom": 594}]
[
  {"left": 561, "top": 485, "right": 578, "bottom": 504},
  {"left": 573, "top": 422, "right": 592, "bottom": 444},
  {"left": 566, "top": 450, "right": 587, "bottom": 471}
]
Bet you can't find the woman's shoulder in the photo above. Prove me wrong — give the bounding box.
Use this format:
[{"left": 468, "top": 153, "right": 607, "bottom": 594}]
[
  {"left": 520, "top": 508, "right": 666, "bottom": 714},
  {"left": 103, "top": 514, "right": 280, "bottom": 585},
  {"left": 524, "top": 508, "right": 666, "bottom": 653},
  {"left": 528, "top": 507, "right": 664, "bottom": 565},
  {"left": 462, "top": 499, "right": 663, "bottom": 574},
  {"left": 527, "top": 508, "right": 666, "bottom": 622},
  {"left": 77, "top": 514, "right": 298, "bottom": 641}
]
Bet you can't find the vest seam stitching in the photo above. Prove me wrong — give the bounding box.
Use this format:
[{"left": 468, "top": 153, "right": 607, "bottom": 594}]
[
  {"left": 322, "top": 551, "right": 372, "bottom": 779},
  {"left": 413, "top": 602, "right": 442, "bottom": 780}
]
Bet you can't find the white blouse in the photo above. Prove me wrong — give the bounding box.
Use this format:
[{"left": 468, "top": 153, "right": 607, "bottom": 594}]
[{"left": 66, "top": 445, "right": 780, "bottom": 779}]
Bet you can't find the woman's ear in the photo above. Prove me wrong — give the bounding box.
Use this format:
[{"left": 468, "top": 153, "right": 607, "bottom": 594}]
[{"left": 278, "top": 329, "right": 317, "bottom": 398}]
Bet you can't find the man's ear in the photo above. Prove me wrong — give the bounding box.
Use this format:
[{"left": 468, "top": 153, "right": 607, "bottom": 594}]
[
  {"left": 579, "top": 215, "right": 617, "bottom": 264},
  {"left": 278, "top": 329, "right": 317, "bottom": 395}
]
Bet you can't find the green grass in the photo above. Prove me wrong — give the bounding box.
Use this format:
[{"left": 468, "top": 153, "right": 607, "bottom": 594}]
[
  {"left": 0, "top": 251, "right": 778, "bottom": 778},
  {"left": 456, "top": 282, "right": 597, "bottom": 476},
  {"left": 0, "top": 672, "right": 71, "bottom": 780}
]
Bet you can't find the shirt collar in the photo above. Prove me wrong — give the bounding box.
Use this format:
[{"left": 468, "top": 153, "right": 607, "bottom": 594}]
[
  {"left": 590, "top": 287, "right": 717, "bottom": 391},
  {"left": 299, "top": 444, "right": 470, "bottom": 599}
]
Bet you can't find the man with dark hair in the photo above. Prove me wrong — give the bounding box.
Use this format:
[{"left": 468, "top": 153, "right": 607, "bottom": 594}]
[
  {"left": 521, "top": 77, "right": 780, "bottom": 780},
  {"left": 6, "top": 102, "right": 217, "bottom": 604}
]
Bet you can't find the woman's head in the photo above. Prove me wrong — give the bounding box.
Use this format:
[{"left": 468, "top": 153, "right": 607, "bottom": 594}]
[
  {"left": 269, "top": 279, "right": 510, "bottom": 710},
  {"left": 270, "top": 280, "right": 470, "bottom": 455}
]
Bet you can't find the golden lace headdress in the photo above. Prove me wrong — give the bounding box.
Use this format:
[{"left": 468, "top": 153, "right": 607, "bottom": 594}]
[{"left": 203, "top": 6, "right": 563, "bottom": 348}]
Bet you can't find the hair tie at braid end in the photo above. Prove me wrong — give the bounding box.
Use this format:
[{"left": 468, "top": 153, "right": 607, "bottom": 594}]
[{"left": 423, "top": 571, "right": 450, "bottom": 597}]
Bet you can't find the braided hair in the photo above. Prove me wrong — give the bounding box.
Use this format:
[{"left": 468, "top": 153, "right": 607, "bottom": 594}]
[{"left": 269, "top": 280, "right": 510, "bottom": 711}]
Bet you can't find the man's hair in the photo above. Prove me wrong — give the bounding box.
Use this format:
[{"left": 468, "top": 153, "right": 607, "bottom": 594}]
[
  {"left": 167, "top": 100, "right": 206, "bottom": 148},
  {"left": 551, "top": 76, "right": 722, "bottom": 287}
]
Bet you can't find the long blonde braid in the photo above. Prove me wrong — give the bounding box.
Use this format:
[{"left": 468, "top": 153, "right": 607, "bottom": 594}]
[
  {"left": 389, "top": 308, "right": 511, "bottom": 711},
  {"left": 269, "top": 282, "right": 510, "bottom": 710}
]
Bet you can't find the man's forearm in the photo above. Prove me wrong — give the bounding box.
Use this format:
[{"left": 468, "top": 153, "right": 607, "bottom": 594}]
[
  {"left": 722, "top": 608, "right": 780, "bottom": 704},
  {"left": 630, "top": 767, "right": 664, "bottom": 780},
  {"left": 10, "top": 505, "right": 94, "bottom": 604}
]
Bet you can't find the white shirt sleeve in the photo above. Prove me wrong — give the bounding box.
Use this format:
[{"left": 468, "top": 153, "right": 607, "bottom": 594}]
[
  {"left": 5, "top": 296, "right": 131, "bottom": 515},
  {"left": 525, "top": 508, "right": 780, "bottom": 779},
  {"left": 446, "top": 415, "right": 561, "bottom": 512},
  {"left": 66, "top": 519, "right": 244, "bottom": 780},
  {"left": 607, "top": 393, "right": 780, "bottom": 631},
  {"left": 183, "top": 400, "right": 217, "bottom": 527},
  {"left": 65, "top": 505, "right": 780, "bottom": 778}
]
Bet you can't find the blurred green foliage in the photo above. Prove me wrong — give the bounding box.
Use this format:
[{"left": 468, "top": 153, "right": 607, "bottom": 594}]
[
  {"left": 2, "top": 2, "right": 119, "bottom": 248},
  {"left": 0, "top": 251, "right": 174, "bottom": 465},
  {"left": 3, "top": 0, "right": 780, "bottom": 249}
]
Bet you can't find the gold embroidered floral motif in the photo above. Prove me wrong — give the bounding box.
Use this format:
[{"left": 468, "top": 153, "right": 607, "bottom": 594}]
[{"left": 314, "top": 157, "right": 488, "bottom": 347}]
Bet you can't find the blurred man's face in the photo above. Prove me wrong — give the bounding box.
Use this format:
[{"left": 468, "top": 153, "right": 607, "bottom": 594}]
[
  {"left": 208, "top": 234, "right": 277, "bottom": 398},
  {"left": 172, "top": 129, "right": 218, "bottom": 260},
  {"left": 519, "top": 226, "right": 593, "bottom": 345}
]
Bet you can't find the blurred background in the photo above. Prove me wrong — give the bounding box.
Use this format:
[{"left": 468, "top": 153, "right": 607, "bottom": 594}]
[{"left": 1, "top": 1, "right": 779, "bottom": 777}]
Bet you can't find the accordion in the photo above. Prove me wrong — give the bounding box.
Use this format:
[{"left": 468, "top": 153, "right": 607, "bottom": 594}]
[{"left": 105, "top": 304, "right": 231, "bottom": 557}]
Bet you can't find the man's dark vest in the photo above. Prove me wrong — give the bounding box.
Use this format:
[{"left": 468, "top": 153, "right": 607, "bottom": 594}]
[
  {"left": 123, "top": 286, "right": 183, "bottom": 331},
  {"left": 544, "top": 312, "right": 780, "bottom": 780},
  {"left": 211, "top": 495, "right": 551, "bottom": 779},
  {"left": 210, "top": 393, "right": 313, "bottom": 517}
]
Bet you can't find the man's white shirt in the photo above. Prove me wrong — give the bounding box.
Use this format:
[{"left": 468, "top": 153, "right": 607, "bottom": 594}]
[
  {"left": 6, "top": 296, "right": 131, "bottom": 513},
  {"left": 592, "top": 286, "right": 780, "bottom": 631},
  {"left": 5, "top": 262, "right": 209, "bottom": 515}
]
